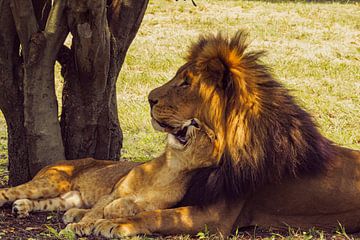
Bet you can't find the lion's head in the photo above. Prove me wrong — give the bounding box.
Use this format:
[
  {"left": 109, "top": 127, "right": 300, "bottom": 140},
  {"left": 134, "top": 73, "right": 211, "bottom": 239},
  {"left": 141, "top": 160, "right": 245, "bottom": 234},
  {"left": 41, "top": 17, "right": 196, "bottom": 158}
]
[{"left": 149, "top": 31, "right": 334, "bottom": 202}]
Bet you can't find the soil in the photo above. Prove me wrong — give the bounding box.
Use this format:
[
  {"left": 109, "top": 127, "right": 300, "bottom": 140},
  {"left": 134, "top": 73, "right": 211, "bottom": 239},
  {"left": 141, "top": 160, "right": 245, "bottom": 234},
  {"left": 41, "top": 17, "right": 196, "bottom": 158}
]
[
  {"left": 0, "top": 205, "right": 113, "bottom": 240},
  {"left": 0, "top": 205, "right": 67, "bottom": 240}
]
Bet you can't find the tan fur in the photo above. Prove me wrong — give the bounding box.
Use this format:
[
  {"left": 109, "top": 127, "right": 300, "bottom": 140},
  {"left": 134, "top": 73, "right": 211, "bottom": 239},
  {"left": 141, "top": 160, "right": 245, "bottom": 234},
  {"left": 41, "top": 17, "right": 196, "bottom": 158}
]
[
  {"left": 12, "top": 191, "right": 83, "bottom": 217},
  {"left": 84, "top": 30, "right": 360, "bottom": 238},
  {"left": 0, "top": 158, "right": 139, "bottom": 217},
  {"left": 0, "top": 121, "right": 216, "bottom": 236},
  {"left": 65, "top": 121, "right": 216, "bottom": 235}
]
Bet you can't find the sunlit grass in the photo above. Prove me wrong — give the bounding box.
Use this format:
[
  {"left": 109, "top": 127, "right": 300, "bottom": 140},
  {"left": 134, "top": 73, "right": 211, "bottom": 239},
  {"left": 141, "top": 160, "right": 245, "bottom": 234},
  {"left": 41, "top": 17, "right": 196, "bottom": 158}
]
[
  {"left": 0, "top": 113, "right": 7, "bottom": 186},
  {"left": 118, "top": 0, "right": 359, "bottom": 160}
]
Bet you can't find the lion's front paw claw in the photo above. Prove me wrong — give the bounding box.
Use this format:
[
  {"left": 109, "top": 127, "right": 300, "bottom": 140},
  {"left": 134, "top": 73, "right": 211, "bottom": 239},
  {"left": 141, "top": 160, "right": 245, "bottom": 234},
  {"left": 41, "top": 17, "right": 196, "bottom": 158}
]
[
  {"left": 94, "top": 218, "right": 145, "bottom": 237},
  {"left": 12, "top": 199, "right": 33, "bottom": 218},
  {"left": 65, "top": 221, "right": 94, "bottom": 236},
  {"left": 94, "top": 219, "right": 119, "bottom": 238}
]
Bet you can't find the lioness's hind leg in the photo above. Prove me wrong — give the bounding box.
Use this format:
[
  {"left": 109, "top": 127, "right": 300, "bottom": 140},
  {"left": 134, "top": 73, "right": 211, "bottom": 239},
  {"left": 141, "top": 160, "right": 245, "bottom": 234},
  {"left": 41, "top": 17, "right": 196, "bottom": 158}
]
[
  {"left": 12, "top": 191, "right": 83, "bottom": 218},
  {"left": 0, "top": 177, "right": 70, "bottom": 207}
]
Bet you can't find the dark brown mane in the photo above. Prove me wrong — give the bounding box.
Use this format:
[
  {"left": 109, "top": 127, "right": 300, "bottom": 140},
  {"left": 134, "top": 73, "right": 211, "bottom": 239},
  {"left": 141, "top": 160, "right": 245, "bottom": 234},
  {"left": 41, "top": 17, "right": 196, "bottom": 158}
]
[{"left": 177, "top": 31, "right": 335, "bottom": 206}]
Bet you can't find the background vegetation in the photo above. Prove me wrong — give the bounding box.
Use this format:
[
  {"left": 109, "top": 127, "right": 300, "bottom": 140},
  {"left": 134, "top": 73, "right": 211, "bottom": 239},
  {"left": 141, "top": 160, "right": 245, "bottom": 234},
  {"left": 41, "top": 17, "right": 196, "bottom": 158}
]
[
  {"left": 117, "top": 0, "right": 360, "bottom": 161},
  {"left": 0, "top": 0, "right": 359, "bottom": 238},
  {"left": 0, "top": 0, "right": 359, "bottom": 181}
]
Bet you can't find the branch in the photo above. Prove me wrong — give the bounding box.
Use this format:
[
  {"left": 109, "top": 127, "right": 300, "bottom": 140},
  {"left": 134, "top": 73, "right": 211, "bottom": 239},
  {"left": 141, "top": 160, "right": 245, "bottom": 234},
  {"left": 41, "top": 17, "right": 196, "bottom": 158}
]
[
  {"left": 44, "top": 0, "right": 65, "bottom": 35},
  {"left": 10, "top": 0, "right": 67, "bottom": 64},
  {"left": 67, "top": 0, "right": 110, "bottom": 93},
  {"left": 42, "top": 0, "right": 68, "bottom": 62},
  {"left": 175, "top": 0, "right": 197, "bottom": 7},
  {"left": 10, "top": 0, "right": 39, "bottom": 61},
  {"left": 108, "top": 0, "right": 148, "bottom": 52}
]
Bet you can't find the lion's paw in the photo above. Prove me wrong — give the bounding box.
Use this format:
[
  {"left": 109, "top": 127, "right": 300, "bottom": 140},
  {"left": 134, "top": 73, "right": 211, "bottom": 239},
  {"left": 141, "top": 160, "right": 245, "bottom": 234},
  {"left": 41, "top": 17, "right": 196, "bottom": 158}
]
[
  {"left": 104, "top": 198, "right": 139, "bottom": 219},
  {"left": 65, "top": 221, "right": 95, "bottom": 236},
  {"left": 94, "top": 219, "right": 145, "bottom": 238},
  {"left": 93, "top": 219, "right": 119, "bottom": 238},
  {"left": 12, "top": 199, "right": 33, "bottom": 218},
  {"left": 63, "top": 208, "right": 89, "bottom": 224}
]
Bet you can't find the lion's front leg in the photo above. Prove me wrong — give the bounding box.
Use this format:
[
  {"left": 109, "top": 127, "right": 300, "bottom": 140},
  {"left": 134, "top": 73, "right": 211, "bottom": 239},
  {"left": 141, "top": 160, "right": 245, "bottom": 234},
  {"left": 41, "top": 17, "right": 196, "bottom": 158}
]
[
  {"left": 103, "top": 197, "right": 141, "bottom": 218},
  {"left": 94, "top": 201, "right": 241, "bottom": 238}
]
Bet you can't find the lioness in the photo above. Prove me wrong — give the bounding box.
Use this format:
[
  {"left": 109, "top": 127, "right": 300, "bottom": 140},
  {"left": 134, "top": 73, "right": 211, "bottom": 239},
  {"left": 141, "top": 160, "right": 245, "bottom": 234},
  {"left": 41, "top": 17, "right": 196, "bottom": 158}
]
[
  {"left": 64, "top": 119, "right": 216, "bottom": 235},
  {"left": 0, "top": 119, "right": 216, "bottom": 230}
]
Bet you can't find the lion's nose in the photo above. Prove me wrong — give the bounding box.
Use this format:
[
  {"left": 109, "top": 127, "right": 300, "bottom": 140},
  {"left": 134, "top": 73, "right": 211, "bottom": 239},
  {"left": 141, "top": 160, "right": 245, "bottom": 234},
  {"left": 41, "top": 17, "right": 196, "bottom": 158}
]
[{"left": 148, "top": 98, "right": 158, "bottom": 109}]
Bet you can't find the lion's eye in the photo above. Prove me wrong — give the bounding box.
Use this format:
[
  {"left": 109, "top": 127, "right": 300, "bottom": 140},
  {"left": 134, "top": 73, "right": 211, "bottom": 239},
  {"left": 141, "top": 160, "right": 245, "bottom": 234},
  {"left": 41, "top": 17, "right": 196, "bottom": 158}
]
[{"left": 179, "top": 76, "right": 191, "bottom": 88}]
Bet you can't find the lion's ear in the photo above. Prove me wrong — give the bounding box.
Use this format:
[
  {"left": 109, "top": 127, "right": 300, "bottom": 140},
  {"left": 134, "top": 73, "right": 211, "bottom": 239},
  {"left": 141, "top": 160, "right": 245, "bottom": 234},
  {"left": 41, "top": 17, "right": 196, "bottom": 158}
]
[{"left": 202, "top": 58, "right": 231, "bottom": 90}]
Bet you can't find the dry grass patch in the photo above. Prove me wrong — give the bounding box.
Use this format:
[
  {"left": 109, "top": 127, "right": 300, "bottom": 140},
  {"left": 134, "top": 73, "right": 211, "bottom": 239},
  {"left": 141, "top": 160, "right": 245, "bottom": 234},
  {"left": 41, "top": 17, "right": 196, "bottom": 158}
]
[{"left": 119, "top": 0, "right": 359, "bottom": 160}]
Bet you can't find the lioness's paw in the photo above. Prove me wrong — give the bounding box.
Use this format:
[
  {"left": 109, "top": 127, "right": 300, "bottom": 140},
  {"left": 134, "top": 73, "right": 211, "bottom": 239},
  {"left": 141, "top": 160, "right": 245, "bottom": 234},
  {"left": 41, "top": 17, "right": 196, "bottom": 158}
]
[
  {"left": 94, "top": 219, "right": 146, "bottom": 238},
  {"left": 63, "top": 208, "right": 89, "bottom": 224},
  {"left": 65, "top": 221, "right": 95, "bottom": 236},
  {"left": 12, "top": 199, "right": 33, "bottom": 218}
]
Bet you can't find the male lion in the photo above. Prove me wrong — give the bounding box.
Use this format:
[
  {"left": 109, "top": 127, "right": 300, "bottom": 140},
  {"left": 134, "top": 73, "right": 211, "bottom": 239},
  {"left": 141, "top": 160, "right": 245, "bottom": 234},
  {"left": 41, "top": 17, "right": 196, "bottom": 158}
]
[
  {"left": 0, "top": 119, "right": 216, "bottom": 234},
  {"left": 91, "top": 30, "right": 360, "bottom": 238}
]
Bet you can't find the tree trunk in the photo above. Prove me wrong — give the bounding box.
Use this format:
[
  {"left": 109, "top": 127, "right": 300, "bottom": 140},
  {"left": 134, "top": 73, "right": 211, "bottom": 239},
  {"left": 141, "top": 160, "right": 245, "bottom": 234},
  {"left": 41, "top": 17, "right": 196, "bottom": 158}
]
[
  {"left": 0, "top": 0, "right": 148, "bottom": 185},
  {"left": 10, "top": 0, "right": 67, "bottom": 176},
  {"left": 0, "top": 0, "right": 30, "bottom": 185},
  {"left": 60, "top": 0, "right": 148, "bottom": 160}
]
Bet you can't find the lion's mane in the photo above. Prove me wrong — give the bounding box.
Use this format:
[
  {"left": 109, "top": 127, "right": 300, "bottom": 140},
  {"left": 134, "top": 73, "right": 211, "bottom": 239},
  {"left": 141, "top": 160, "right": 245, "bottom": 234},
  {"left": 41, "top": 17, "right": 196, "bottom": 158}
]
[{"left": 178, "top": 31, "right": 335, "bottom": 205}]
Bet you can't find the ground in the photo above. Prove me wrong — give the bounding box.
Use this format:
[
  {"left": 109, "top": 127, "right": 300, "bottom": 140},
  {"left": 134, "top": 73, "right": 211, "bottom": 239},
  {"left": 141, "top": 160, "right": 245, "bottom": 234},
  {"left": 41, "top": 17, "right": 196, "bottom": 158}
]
[{"left": 0, "top": 0, "right": 359, "bottom": 239}]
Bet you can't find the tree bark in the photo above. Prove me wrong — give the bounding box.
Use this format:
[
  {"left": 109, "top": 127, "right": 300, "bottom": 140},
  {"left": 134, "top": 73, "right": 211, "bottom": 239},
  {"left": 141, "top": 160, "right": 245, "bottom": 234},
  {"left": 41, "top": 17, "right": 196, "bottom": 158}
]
[
  {"left": 0, "top": 0, "right": 30, "bottom": 185},
  {"left": 60, "top": 0, "right": 148, "bottom": 160},
  {"left": 0, "top": 0, "right": 148, "bottom": 185},
  {"left": 10, "top": 0, "right": 67, "bottom": 176}
]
